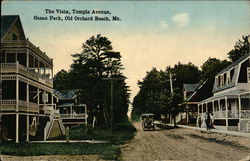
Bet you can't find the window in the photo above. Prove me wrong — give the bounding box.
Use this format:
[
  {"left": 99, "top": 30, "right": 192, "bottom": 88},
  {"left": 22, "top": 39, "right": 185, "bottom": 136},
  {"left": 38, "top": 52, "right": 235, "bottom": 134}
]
[
  {"left": 223, "top": 73, "right": 227, "bottom": 85},
  {"left": 221, "top": 75, "right": 224, "bottom": 87},
  {"left": 12, "top": 33, "right": 17, "bottom": 40},
  {"left": 227, "top": 71, "right": 231, "bottom": 85},
  {"left": 218, "top": 76, "right": 221, "bottom": 87},
  {"left": 230, "top": 68, "right": 235, "bottom": 81},
  {"left": 215, "top": 77, "right": 218, "bottom": 88}
]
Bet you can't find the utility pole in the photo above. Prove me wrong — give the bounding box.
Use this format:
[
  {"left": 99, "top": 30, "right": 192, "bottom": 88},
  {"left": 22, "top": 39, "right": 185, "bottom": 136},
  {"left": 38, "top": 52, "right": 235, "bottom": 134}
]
[
  {"left": 110, "top": 79, "right": 114, "bottom": 133},
  {"left": 169, "top": 72, "right": 174, "bottom": 96},
  {"left": 166, "top": 71, "right": 176, "bottom": 125},
  {"left": 103, "top": 77, "right": 124, "bottom": 133}
]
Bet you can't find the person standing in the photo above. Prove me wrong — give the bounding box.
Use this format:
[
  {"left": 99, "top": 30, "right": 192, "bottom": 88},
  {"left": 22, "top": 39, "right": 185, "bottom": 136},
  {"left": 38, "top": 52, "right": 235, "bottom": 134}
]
[
  {"left": 210, "top": 113, "right": 214, "bottom": 129},
  {"left": 205, "top": 112, "right": 211, "bottom": 130},
  {"left": 197, "top": 115, "right": 202, "bottom": 128}
]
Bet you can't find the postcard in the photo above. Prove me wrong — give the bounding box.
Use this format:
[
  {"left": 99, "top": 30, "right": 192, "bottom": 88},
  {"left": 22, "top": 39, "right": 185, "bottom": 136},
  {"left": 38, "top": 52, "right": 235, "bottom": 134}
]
[{"left": 1, "top": 1, "right": 250, "bottom": 161}]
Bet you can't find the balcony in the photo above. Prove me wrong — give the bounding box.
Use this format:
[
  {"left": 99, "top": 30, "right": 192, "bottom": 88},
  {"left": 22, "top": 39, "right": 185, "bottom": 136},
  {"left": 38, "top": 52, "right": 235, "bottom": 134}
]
[
  {"left": 0, "top": 100, "right": 56, "bottom": 114},
  {"left": 0, "top": 100, "right": 39, "bottom": 113},
  {"left": 0, "top": 62, "right": 53, "bottom": 88},
  {"left": 1, "top": 40, "right": 53, "bottom": 65}
]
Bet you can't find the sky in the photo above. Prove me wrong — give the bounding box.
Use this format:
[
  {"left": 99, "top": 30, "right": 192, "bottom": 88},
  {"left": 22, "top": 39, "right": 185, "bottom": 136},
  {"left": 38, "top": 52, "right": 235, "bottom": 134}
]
[{"left": 2, "top": 1, "right": 250, "bottom": 103}]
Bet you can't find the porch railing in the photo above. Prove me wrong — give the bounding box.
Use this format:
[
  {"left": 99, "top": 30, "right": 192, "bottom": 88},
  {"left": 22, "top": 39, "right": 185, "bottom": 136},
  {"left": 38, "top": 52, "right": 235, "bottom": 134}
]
[
  {"left": 1, "top": 63, "right": 53, "bottom": 87},
  {"left": 1, "top": 99, "right": 39, "bottom": 113},
  {"left": 207, "top": 110, "right": 240, "bottom": 118},
  {"left": 60, "top": 113, "right": 87, "bottom": 119},
  {"left": 240, "top": 110, "right": 250, "bottom": 119},
  {"left": 239, "top": 119, "right": 250, "bottom": 131}
]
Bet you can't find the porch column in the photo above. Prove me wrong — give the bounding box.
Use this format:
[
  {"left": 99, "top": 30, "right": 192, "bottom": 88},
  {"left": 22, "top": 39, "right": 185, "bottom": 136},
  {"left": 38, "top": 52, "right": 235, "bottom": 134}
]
[
  {"left": 225, "top": 97, "right": 228, "bottom": 128},
  {"left": 26, "top": 51, "right": 29, "bottom": 68},
  {"left": 218, "top": 99, "right": 221, "bottom": 117},
  {"left": 206, "top": 102, "right": 208, "bottom": 112},
  {"left": 16, "top": 76, "right": 19, "bottom": 112},
  {"left": 15, "top": 70, "right": 19, "bottom": 143},
  {"left": 52, "top": 94, "right": 54, "bottom": 110},
  {"left": 212, "top": 101, "right": 215, "bottom": 114},
  {"left": 15, "top": 53, "right": 17, "bottom": 62},
  {"left": 37, "top": 88, "right": 40, "bottom": 124},
  {"left": 238, "top": 96, "right": 241, "bottom": 119},
  {"left": 26, "top": 83, "right": 29, "bottom": 142},
  {"left": 27, "top": 83, "right": 29, "bottom": 112},
  {"left": 70, "top": 105, "right": 73, "bottom": 118},
  {"left": 198, "top": 104, "right": 200, "bottom": 114},
  {"left": 15, "top": 114, "right": 19, "bottom": 143},
  {"left": 26, "top": 115, "right": 29, "bottom": 142}
]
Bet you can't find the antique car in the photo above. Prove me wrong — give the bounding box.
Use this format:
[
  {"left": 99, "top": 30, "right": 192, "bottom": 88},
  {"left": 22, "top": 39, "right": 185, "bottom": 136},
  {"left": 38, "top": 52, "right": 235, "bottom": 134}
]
[{"left": 141, "top": 113, "right": 155, "bottom": 131}]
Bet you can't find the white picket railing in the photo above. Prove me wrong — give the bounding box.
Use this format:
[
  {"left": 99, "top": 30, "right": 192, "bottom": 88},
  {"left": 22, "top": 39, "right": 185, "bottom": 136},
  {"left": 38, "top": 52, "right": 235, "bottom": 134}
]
[
  {"left": 240, "top": 110, "right": 250, "bottom": 119},
  {"left": 60, "top": 113, "right": 87, "bottom": 119},
  {"left": 1, "top": 63, "right": 53, "bottom": 87},
  {"left": 239, "top": 120, "right": 250, "bottom": 131}
]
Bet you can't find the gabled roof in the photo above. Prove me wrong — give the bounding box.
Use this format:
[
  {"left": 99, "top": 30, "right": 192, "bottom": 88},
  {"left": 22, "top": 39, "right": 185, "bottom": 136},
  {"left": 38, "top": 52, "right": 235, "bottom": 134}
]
[
  {"left": 54, "top": 89, "right": 81, "bottom": 100},
  {"left": 183, "top": 83, "right": 200, "bottom": 92},
  {"left": 186, "top": 79, "right": 214, "bottom": 102},
  {"left": 216, "top": 52, "right": 250, "bottom": 76},
  {"left": 1, "top": 15, "right": 26, "bottom": 40}
]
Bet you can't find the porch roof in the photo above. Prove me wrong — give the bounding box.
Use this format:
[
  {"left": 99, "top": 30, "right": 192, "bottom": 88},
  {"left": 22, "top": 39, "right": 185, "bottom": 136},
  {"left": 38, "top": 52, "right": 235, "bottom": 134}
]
[
  {"left": 57, "top": 103, "right": 86, "bottom": 108},
  {"left": 200, "top": 90, "right": 249, "bottom": 103}
]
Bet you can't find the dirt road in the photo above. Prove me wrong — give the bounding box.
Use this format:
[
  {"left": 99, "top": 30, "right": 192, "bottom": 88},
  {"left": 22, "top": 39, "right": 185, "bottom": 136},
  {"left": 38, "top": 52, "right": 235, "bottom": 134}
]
[
  {"left": 120, "top": 122, "right": 250, "bottom": 161},
  {"left": 2, "top": 123, "right": 250, "bottom": 161}
]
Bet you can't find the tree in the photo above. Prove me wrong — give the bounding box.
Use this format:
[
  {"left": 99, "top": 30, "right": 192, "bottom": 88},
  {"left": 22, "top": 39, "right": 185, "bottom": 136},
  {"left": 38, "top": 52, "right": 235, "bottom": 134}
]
[
  {"left": 54, "top": 34, "right": 129, "bottom": 126},
  {"left": 201, "top": 58, "right": 230, "bottom": 80},
  {"left": 71, "top": 34, "right": 123, "bottom": 78},
  {"left": 132, "top": 63, "right": 201, "bottom": 122},
  {"left": 170, "top": 62, "right": 201, "bottom": 90},
  {"left": 228, "top": 35, "right": 250, "bottom": 62},
  {"left": 53, "top": 69, "right": 70, "bottom": 91}
]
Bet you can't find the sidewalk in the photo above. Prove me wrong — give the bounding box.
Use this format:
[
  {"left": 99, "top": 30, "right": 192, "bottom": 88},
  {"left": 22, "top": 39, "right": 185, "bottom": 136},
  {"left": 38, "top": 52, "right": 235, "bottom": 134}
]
[
  {"left": 176, "top": 124, "right": 250, "bottom": 138},
  {"left": 30, "top": 140, "right": 108, "bottom": 143}
]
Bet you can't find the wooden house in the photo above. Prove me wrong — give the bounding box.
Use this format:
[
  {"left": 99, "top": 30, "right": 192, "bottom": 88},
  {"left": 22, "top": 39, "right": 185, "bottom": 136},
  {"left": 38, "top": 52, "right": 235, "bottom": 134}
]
[
  {"left": 54, "top": 89, "right": 88, "bottom": 126},
  {"left": 0, "top": 15, "right": 65, "bottom": 142},
  {"left": 177, "top": 83, "right": 200, "bottom": 124},
  {"left": 198, "top": 53, "right": 250, "bottom": 131}
]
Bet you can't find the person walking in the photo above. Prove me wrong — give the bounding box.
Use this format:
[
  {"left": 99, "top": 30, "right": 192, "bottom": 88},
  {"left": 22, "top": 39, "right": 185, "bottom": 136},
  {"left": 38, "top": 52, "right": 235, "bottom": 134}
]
[{"left": 205, "top": 112, "right": 211, "bottom": 130}]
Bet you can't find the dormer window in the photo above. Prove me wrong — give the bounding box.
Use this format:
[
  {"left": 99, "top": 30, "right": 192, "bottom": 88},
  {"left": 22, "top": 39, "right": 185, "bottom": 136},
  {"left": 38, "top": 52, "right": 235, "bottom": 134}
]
[
  {"left": 230, "top": 68, "right": 235, "bottom": 81},
  {"left": 215, "top": 77, "right": 218, "bottom": 88},
  {"left": 221, "top": 75, "right": 224, "bottom": 86},
  {"left": 12, "top": 33, "right": 17, "bottom": 40},
  {"left": 227, "top": 71, "right": 230, "bottom": 85},
  {"left": 223, "top": 73, "right": 227, "bottom": 86},
  {"left": 218, "top": 76, "right": 221, "bottom": 87}
]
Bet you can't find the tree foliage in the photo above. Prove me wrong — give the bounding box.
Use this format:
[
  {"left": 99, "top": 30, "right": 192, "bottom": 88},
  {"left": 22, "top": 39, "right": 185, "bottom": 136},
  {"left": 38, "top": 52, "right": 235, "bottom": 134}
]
[
  {"left": 132, "top": 63, "right": 201, "bottom": 120},
  {"left": 53, "top": 70, "right": 69, "bottom": 91},
  {"left": 201, "top": 58, "right": 230, "bottom": 80},
  {"left": 53, "top": 34, "right": 129, "bottom": 125},
  {"left": 228, "top": 35, "right": 250, "bottom": 62}
]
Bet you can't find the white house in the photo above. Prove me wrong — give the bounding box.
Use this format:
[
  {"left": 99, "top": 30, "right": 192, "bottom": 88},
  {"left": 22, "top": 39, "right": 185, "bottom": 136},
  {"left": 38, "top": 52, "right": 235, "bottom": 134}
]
[{"left": 198, "top": 53, "right": 250, "bottom": 132}]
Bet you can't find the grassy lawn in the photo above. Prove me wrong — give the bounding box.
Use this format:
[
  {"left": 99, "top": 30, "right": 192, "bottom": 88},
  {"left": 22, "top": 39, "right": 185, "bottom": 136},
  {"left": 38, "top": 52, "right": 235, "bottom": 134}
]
[{"left": 0, "top": 121, "right": 136, "bottom": 160}]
